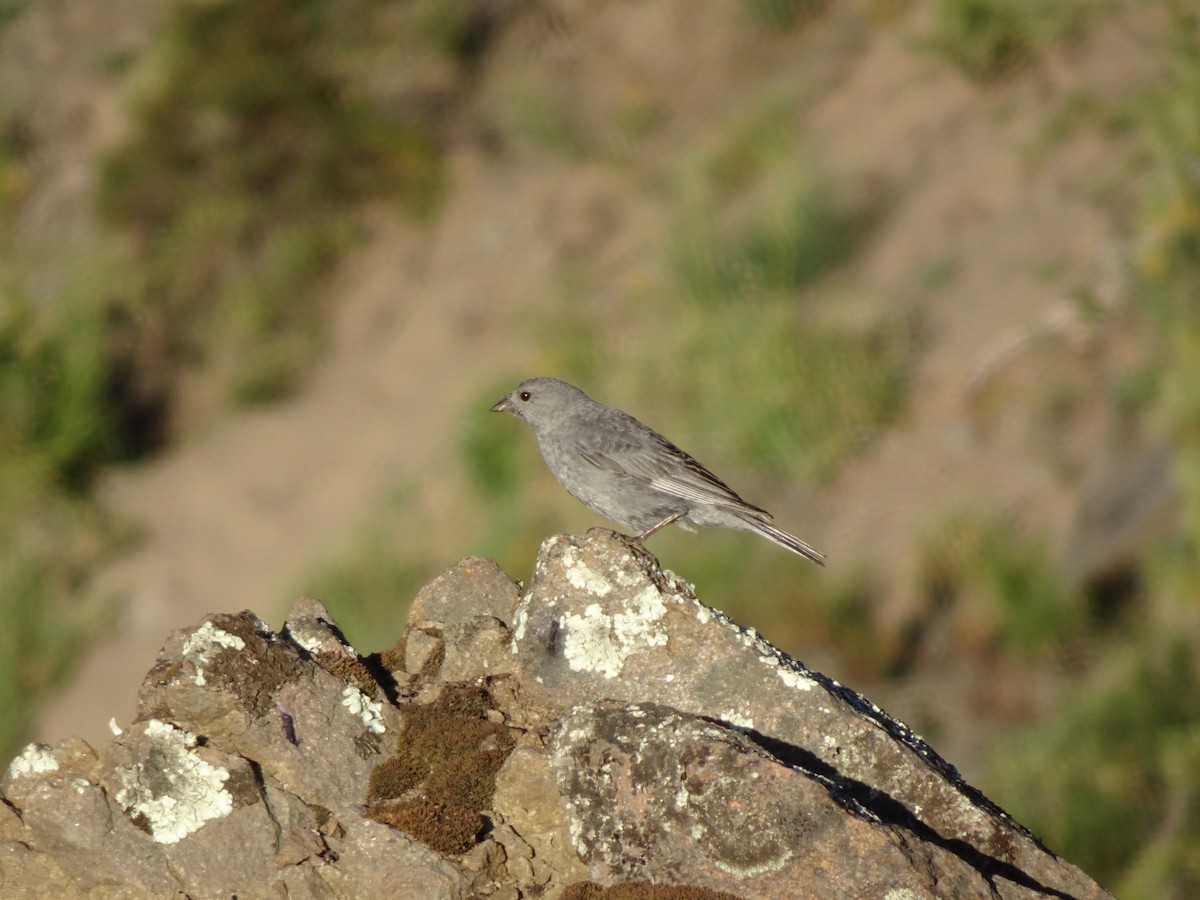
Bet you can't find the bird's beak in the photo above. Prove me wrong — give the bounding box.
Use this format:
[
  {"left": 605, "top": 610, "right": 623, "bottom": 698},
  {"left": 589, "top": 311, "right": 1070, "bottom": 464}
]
[{"left": 490, "top": 397, "right": 512, "bottom": 413}]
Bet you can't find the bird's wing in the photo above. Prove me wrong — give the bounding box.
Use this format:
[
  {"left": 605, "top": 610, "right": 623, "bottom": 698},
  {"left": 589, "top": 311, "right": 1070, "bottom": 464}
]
[{"left": 577, "top": 430, "right": 771, "bottom": 517}]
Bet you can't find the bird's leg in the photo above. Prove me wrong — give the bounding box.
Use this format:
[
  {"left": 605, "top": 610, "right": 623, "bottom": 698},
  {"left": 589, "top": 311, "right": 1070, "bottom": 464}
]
[{"left": 634, "top": 512, "right": 684, "bottom": 543}]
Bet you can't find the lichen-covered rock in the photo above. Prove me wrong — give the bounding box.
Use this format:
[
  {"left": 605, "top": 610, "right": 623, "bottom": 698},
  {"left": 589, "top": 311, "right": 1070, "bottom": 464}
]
[
  {"left": 0, "top": 535, "right": 1112, "bottom": 900},
  {"left": 550, "top": 701, "right": 988, "bottom": 898},
  {"left": 509, "top": 531, "right": 1108, "bottom": 899},
  {"left": 0, "top": 600, "right": 467, "bottom": 899},
  {"left": 136, "top": 609, "right": 400, "bottom": 813}
]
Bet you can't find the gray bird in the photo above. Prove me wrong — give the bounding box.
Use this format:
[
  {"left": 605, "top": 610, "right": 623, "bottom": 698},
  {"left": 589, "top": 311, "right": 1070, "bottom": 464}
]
[{"left": 490, "top": 377, "right": 825, "bottom": 566}]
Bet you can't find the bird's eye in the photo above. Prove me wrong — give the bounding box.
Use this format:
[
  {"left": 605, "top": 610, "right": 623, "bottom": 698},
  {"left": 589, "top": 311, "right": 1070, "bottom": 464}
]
[{"left": 519, "top": 391, "right": 532, "bottom": 402}]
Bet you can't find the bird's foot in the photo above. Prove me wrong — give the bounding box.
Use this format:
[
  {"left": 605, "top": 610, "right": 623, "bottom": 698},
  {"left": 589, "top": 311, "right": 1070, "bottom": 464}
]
[{"left": 601, "top": 529, "right": 670, "bottom": 584}]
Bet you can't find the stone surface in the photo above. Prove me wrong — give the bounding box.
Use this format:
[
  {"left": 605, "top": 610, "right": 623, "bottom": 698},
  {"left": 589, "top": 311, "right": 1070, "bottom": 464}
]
[
  {"left": 409, "top": 556, "right": 524, "bottom": 627},
  {"left": 493, "top": 744, "right": 590, "bottom": 891},
  {"left": 509, "top": 532, "right": 1099, "bottom": 898},
  {"left": 1, "top": 535, "right": 1112, "bottom": 899},
  {"left": 550, "top": 701, "right": 985, "bottom": 899}
]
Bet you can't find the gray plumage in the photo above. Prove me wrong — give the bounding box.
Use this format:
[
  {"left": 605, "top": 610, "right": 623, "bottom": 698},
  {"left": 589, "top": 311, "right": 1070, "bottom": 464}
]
[{"left": 490, "top": 377, "right": 825, "bottom": 566}]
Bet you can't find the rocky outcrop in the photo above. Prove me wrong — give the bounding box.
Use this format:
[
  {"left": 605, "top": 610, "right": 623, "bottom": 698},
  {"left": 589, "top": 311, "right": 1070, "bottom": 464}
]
[{"left": 1, "top": 531, "right": 1112, "bottom": 899}]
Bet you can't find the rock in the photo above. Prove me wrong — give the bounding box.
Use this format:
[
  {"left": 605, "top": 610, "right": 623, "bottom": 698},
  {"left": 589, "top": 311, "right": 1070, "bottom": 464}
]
[
  {"left": 510, "top": 531, "right": 1098, "bottom": 899},
  {"left": 550, "top": 701, "right": 985, "bottom": 898},
  {"left": 408, "top": 556, "right": 523, "bottom": 627},
  {"left": 136, "top": 609, "right": 401, "bottom": 813},
  {"left": 0, "top": 536, "right": 1112, "bottom": 899},
  {"left": 492, "top": 744, "right": 590, "bottom": 890},
  {"left": 402, "top": 557, "right": 522, "bottom": 684}
]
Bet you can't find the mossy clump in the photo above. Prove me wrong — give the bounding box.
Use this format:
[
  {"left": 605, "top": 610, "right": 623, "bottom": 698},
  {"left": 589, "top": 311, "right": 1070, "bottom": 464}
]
[
  {"left": 417, "top": 639, "right": 446, "bottom": 679},
  {"left": 561, "top": 882, "right": 747, "bottom": 900},
  {"left": 365, "top": 798, "right": 481, "bottom": 855},
  {"left": 306, "top": 804, "right": 333, "bottom": 828},
  {"left": 364, "top": 680, "right": 516, "bottom": 854},
  {"left": 375, "top": 641, "right": 406, "bottom": 674},
  {"left": 423, "top": 747, "right": 511, "bottom": 811},
  {"left": 318, "top": 652, "right": 380, "bottom": 699},
  {"left": 433, "top": 682, "right": 489, "bottom": 718},
  {"left": 403, "top": 704, "right": 505, "bottom": 774},
  {"left": 365, "top": 751, "right": 425, "bottom": 804}
]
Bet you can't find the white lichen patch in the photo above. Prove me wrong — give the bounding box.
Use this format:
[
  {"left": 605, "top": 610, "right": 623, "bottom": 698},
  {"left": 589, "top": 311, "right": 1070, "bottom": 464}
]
[
  {"left": 511, "top": 603, "right": 530, "bottom": 644},
  {"left": 566, "top": 566, "right": 612, "bottom": 596},
  {"left": 659, "top": 567, "right": 694, "bottom": 595},
  {"left": 613, "top": 565, "right": 642, "bottom": 588},
  {"left": 747, "top": 636, "right": 817, "bottom": 693},
  {"left": 720, "top": 709, "right": 756, "bottom": 731},
  {"left": 774, "top": 663, "right": 815, "bottom": 691},
  {"left": 290, "top": 631, "right": 326, "bottom": 655},
  {"left": 182, "top": 621, "right": 245, "bottom": 664},
  {"left": 715, "top": 847, "right": 793, "bottom": 877},
  {"left": 341, "top": 685, "right": 386, "bottom": 734},
  {"left": 674, "top": 783, "right": 692, "bottom": 810},
  {"left": 561, "top": 587, "right": 668, "bottom": 678},
  {"left": 113, "top": 720, "right": 232, "bottom": 845},
  {"left": 6, "top": 743, "right": 59, "bottom": 778},
  {"left": 566, "top": 804, "right": 590, "bottom": 856},
  {"left": 563, "top": 552, "right": 614, "bottom": 597}
]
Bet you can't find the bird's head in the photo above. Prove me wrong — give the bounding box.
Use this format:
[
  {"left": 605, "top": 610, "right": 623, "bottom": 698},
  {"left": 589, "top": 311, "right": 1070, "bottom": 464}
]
[{"left": 490, "top": 377, "right": 590, "bottom": 429}]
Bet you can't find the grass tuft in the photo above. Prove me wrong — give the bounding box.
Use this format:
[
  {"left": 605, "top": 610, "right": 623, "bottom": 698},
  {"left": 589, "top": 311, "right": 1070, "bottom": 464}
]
[
  {"left": 929, "top": 0, "right": 1090, "bottom": 82},
  {"left": 673, "top": 173, "right": 860, "bottom": 307},
  {"left": 916, "top": 511, "right": 1083, "bottom": 658},
  {"left": 986, "top": 638, "right": 1200, "bottom": 897}
]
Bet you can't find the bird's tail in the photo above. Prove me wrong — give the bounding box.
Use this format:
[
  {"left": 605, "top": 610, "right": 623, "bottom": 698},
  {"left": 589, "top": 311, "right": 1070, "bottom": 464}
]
[{"left": 734, "top": 511, "right": 827, "bottom": 567}]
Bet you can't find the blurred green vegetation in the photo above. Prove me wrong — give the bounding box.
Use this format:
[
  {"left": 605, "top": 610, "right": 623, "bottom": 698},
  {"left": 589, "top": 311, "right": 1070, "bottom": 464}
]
[
  {"left": 741, "top": 0, "right": 828, "bottom": 31},
  {"left": 990, "top": 639, "right": 1200, "bottom": 899},
  {"left": 0, "top": 0, "right": 449, "bottom": 761},
  {"left": 99, "top": 0, "right": 444, "bottom": 406},
  {"left": 1, "top": 282, "right": 119, "bottom": 489},
  {"left": 666, "top": 298, "right": 911, "bottom": 483},
  {"left": 0, "top": 260, "right": 130, "bottom": 759},
  {"left": 672, "top": 176, "right": 860, "bottom": 306},
  {"left": 917, "top": 511, "right": 1085, "bottom": 658},
  {"left": 930, "top": 0, "right": 1092, "bottom": 81},
  {"left": 295, "top": 485, "right": 432, "bottom": 653},
  {"left": 984, "top": 9, "right": 1200, "bottom": 897},
  {"left": 0, "top": 486, "right": 119, "bottom": 760},
  {"left": 495, "top": 77, "right": 592, "bottom": 160}
]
